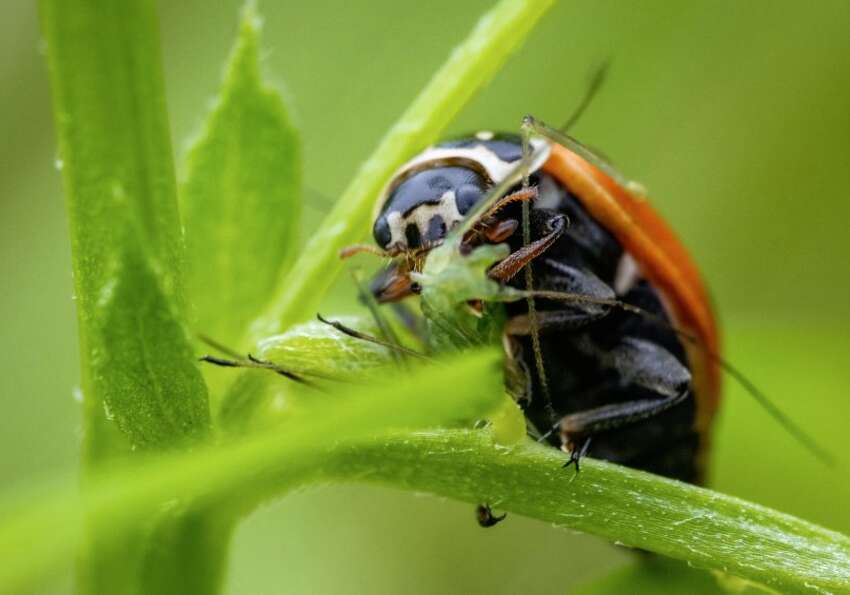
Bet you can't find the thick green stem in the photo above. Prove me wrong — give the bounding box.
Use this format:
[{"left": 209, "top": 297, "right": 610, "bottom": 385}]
[
  {"left": 316, "top": 431, "right": 850, "bottom": 594},
  {"left": 39, "top": 0, "right": 218, "bottom": 593}
]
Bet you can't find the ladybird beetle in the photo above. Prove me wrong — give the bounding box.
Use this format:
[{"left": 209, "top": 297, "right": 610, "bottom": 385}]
[{"left": 354, "top": 119, "right": 721, "bottom": 486}]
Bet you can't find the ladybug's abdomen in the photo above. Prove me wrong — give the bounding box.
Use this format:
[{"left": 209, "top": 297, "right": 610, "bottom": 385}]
[{"left": 505, "top": 175, "right": 702, "bottom": 483}]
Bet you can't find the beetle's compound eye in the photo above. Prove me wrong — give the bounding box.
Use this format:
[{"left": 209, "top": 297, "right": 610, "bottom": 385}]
[
  {"left": 373, "top": 215, "right": 392, "bottom": 249},
  {"left": 456, "top": 183, "right": 485, "bottom": 215}
]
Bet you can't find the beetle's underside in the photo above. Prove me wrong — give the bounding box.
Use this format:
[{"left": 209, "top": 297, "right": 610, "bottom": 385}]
[{"left": 501, "top": 171, "right": 700, "bottom": 483}]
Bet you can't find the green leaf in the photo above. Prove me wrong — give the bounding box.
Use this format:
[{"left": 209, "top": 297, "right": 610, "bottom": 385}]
[
  {"left": 418, "top": 242, "right": 513, "bottom": 352},
  {"left": 96, "top": 247, "right": 210, "bottom": 449},
  {"left": 181, "top": 5, "right": 300, "bottom": 347},
  {"left": 257, "top": 316, "right": 392, "bottom": 377},
  {"left": 0, "top": 350, "right": 503, "bottom": 594},
  {"left": 218, "top": 316, "right": 395, "bottom": 431},
  {"left": 250, "top": 0, "right": 557, "bottom": 339}
]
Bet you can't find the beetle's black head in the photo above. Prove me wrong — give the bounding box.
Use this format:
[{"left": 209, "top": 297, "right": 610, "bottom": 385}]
[
  {"left": 372, "top": 165, "right": 488, "bottom": 251},
  {"left": 371, "top": 132, "right": 549, "bottom": 253}
]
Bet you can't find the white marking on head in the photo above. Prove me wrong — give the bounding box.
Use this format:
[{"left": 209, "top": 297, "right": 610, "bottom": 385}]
[
  {"left": 373, "top": 136, "right": 551, "bottom": 221},
  {"left": 386, "top": 190, "right": 464, "bottom": 249},
  {"left": 475, "top": 130, "right": 495, "bottom": 141}
]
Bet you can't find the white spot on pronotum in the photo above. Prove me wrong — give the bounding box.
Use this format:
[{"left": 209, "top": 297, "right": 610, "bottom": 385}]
[
  {"left": 72, "top": 386, "right": 84, "bottom": 403},
  {"left": 475, "top": 130, "right": 494, "bottom": 141}
]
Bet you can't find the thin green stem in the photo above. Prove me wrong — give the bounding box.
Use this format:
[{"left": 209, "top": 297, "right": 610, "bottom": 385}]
[{"left": 249, "top": 0, "right": 556, "bottom": 340}]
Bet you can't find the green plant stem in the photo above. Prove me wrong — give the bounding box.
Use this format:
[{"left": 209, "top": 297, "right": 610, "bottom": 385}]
[
  {"left": 39, "top": 0, "right": 215, "bottom": 593},
  {"left": 317, "top": 431, "right": 850, "bottom": 594},
  {"left": 249, "top": 0, "right": 556, "bottom": 340},
  {"left": 4, "top": 422, "right": 848, "bottom": 594}
]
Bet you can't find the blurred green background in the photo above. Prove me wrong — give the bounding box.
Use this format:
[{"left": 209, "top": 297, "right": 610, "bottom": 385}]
[{"left": 3, "top": 1, "right": 850, "bottom": 593}]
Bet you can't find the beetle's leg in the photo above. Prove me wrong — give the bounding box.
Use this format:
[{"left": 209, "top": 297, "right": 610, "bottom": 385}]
[
  {"left": 488, "top": 214, "right": 568, "bottom": 282},
  {"left": 462, "top": 218, "right": 519, "bottom": 252},
  {"left": 505, "top": 263, "right": 616, "bottom": 334},
  {"left": 558, "top": 335, "right": 692, "bottom": 454},
  {"left": 369, "top": 261, "right": 420, "bottom": 303},
  {"left": 560, "top": 388, "right": 690, "bottom": 444},
  {"left": 476, "top": 503, "right": 507, "bottom": 528},
  {"left": 482, "top": 218, "right": 520, "bottom": 243},
  {"left": 480, "top": 187, "right": 537, "bottom": 219},
  {"left": 562, "top": 436, "right": 592, "bottom": 474},
  {"left": 462, "top": 187, "right": 536, "bottom": 249}
]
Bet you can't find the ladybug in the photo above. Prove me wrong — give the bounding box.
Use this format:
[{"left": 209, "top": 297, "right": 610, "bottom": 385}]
[{"left": 353, "top": 119, "right": 721, "bottom": 486}]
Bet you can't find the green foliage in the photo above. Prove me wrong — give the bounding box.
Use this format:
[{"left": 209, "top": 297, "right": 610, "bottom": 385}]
[
  {"left": 96, "top": 247, "right": 209, "bottom": 449},
  {"left": 324, "top": 430, "right": 850, "bottom": 594},
  {"left": 181, "top": 5, "right": 301, "bottom": 348},
  {"left": 419, "top": 241, "right": 514, "bottom": 352},
  {"left": 217, "top": 317, "right": 393, "bottom": 431},
  {"left": 39, "top": 0, "right": 212, "bottom": 592},
  {"left": 26, "top": 0, "right": 850, "bottom": 594},
  {"left": 0, "top": 350, "right": 503, "bottom": 594}
]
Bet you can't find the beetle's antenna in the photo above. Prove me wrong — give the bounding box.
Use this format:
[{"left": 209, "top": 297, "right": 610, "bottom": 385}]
[
  {"left": 560, "top": 59, "right": 611, "bottom": 133},
  {"left": 316, "top": 314, "right": 430, "bottom": 360},
  {"left": 340, "top": 244, "right": 393, "bottom": 260},
  {"left": 523, "top": 289, "right": 835, "bottom": 466}
]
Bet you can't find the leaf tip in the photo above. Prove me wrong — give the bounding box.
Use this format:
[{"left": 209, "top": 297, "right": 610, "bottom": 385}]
[{"left": 239, "top": 1, "right": 264, "bottom": 37}]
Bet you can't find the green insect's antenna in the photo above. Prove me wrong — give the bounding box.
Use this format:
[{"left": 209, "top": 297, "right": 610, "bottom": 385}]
[{"left": 560, "top": 59, "right": 611, "bottom": 133}]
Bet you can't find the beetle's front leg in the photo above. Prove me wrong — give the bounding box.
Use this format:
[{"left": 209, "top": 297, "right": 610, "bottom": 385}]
[
  {"left": 557, "top": 335, "right": 693, "bottom": 472},
  {"left": 487, "top": 214, "right": 567, "bottom": 282},
  {"left": 504, "top": 263, "right": 616, "bottom": 334}
]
